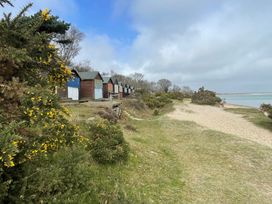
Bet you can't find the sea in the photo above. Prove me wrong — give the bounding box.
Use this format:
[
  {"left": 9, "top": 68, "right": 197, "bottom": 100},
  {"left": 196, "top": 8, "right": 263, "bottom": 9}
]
[{"left": 217, "top": 93, "right": 272, "bottom": 108}]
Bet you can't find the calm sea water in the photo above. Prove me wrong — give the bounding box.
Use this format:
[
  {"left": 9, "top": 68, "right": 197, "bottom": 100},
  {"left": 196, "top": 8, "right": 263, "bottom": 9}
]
[{"left": 217, "top": 93, "right": 272, "bottom": 108}]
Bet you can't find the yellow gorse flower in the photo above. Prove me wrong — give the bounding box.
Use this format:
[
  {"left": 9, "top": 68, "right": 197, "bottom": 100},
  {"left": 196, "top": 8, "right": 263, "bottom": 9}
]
[{"left": 41, "top": 8, "right": 51, "bottom": 21}]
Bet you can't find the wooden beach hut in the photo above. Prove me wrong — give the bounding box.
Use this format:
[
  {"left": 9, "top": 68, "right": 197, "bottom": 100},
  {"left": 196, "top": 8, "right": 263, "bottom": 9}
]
[
  {"left": 57, "top": 70, "right": 80, "bottom": 101},
  {"left": 67, "top": 70, "right": 81, "bottom": 100},
  {"left": 78, "top": 71, "right": 103, "bottom": 100},
  {"left": 123, "top": 84, "right": 129, "bottom": 97},
  {"left": 113, "top": 79, "right": 119, "bottom": 96},
  {"left": 118, "top": 82, "right": 123, "bottom": 99},
  {"left": 102, "top": 76, "right": 114, "bottom": 98},
  {"left": 128, "top": 85, "right": 132, "bottom": 95}
]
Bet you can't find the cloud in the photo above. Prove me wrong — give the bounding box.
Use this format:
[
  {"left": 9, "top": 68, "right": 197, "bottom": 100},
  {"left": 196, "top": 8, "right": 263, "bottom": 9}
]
[
  {"left": 77, "top": 0, "right": 272, "bottom": 92},
  {"left": 120, "top": 0, "right": 272, "bottom": 92}
]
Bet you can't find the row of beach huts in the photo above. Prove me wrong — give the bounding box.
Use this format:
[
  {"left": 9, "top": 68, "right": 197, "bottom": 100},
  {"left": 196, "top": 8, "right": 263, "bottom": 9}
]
[{"left": 57, "top": 69, "right": 134, "bottom": 101}]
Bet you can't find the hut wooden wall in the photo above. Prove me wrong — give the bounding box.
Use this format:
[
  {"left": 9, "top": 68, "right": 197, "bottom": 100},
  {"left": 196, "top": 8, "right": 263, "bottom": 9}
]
[{"left": 80, "top": 80, "right": 94, "bottom": 99}]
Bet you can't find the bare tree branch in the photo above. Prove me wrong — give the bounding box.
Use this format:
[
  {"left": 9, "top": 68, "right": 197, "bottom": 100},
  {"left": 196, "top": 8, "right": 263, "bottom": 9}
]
[{"left": 57, "top": 26, "right": 84, "bottom": 65}]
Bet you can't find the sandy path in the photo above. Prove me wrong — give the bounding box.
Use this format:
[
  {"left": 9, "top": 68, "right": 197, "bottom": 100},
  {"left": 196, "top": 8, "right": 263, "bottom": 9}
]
[{"left": 167, "top": 103, "right": 272, "bottom": 148}]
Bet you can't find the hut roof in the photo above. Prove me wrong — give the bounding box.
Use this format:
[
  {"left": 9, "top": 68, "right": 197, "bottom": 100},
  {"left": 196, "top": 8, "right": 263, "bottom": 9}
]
[{"left": 102, "top": 76, "right": 113, "bottom": 84}]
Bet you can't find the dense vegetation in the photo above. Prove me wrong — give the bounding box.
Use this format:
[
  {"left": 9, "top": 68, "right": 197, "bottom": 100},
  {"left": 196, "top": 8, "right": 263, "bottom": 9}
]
[
  {"left": 0, "top": 2, "right": 129, "bottom": 203},
  {"left": 191, "top": 87, "right": 222, "bottom": 105},
  {"left": 86, "top": 119, "right": 129, "bottom": 164},
  {"left": 260, "top": 104, "right": 272, "bottom": 119}
]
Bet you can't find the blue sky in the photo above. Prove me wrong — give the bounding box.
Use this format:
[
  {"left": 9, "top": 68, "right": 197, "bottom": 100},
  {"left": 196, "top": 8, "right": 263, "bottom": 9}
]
[
  {"left": 69, "top": 0, "right": 136, "bottom": 42},
  {"left": 1, "top": 0, "right": 272, "bottom": 93}
]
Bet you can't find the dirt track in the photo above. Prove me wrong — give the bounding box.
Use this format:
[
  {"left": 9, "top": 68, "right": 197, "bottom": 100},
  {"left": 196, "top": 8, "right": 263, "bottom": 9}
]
[{"left": 167, "top": 103, "right": 272, "bottom": 148}]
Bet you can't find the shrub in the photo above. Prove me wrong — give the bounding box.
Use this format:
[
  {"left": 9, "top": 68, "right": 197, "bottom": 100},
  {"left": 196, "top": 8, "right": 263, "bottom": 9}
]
[
  {"left": 143, "top": 93, "right": 172, "bottom": 109},
  {"left": 86, "top": 119, "right": 129, "bottom": 164},
  {"left": 153, "top": 109, "right": 160, "bottom": 116},
  {"left": 166, "top": 92, "right": 184, "bottom": 101},
  {"left": 191, "top": 87, "right": 222, "bottom": 105},
  {"left": 9, "top": 146, "right": 132, "bottom": 203},
  {"left": 8, "top": 146, "right": 92, "bottom": 203},
  {"left": 97, "top": 108, "right": 119, "bottom": 123},
  {"left": 123, "top": 99, "right": 146, "bottom": 111},
  {"left": 260, "top": 104, "right": 272, "bottom": 119}
]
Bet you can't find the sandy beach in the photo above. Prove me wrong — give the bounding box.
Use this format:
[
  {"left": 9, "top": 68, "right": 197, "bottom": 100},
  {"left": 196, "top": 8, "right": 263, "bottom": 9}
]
[{"left": 167, "top": 102, "right": 272, "bottom": 148}]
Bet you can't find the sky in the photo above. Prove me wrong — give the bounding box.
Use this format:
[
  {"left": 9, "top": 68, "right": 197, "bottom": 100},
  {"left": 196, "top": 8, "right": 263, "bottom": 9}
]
[{"left": 1, "top": 0, "right": 272, "bottom": 93}]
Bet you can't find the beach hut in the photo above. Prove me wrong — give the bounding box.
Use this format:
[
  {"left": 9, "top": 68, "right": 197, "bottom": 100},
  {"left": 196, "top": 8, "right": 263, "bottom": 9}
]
[
  {"left": 102, "top": 76, "right": 114, "bottom": 98},
  {"left": 123, "top": 84, "right": 129, "bottom": 97},
  {"left": 130, "top": 86, "right": 135, "bottom": 94},
  {"left": 57, "top": 70, "right": 80, "bottom": 101},
  {"left": 118, "top": 82, "right": 123, "bottom": 99},
  {"left": 67, "top": 70, "right": 81, "bottom": 100},
  {"left": 78, "top": 71, "right": 103, "bottom": 100},
  {"left": 113, "top": 79, "right": 119, "bottom": 96},
  {"left": 128, "top": 85, "right": 132, "bottom": 95}
]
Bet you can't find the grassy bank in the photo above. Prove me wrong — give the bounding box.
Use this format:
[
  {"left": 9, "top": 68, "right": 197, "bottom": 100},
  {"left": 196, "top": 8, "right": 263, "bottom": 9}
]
[{"left": 63, "top": 101, "right": 272, "bottom": 203}]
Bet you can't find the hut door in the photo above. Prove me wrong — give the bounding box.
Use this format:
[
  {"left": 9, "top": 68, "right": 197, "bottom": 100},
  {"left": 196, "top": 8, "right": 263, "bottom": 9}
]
[
  {"left": 68, "top": 87, "right": 79, "bottom": 100},
  {"left": 94, "top": 80, "right": 103, "bottom": 99}
]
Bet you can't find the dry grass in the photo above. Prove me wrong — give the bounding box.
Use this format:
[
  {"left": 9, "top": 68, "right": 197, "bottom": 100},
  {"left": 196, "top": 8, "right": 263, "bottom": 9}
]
[{"left": 122, "top": 118, "right": 272, "bottom": 203}]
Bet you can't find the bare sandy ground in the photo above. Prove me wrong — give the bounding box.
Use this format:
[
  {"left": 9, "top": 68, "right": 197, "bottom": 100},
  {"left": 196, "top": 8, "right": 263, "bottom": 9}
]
[{"left": 167, "top": 102, "right": 272, "bottom": 148}]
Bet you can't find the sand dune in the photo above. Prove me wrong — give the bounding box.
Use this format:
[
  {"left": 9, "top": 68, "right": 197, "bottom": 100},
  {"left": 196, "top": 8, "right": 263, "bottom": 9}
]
[{"left": 167, "top": 102, "right": 272, "bottom": 148}]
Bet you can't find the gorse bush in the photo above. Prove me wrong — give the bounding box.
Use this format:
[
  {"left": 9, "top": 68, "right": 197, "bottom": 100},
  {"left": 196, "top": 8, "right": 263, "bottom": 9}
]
[
  {"left": 167, "top": 92, "right": 184, "bottom": 101},
  {"left": 191, "top": 87, "right": 222, "bottom": 105},
  {"left": 9, "top": 146, "right": 131, "bottom": 203},
  {"left": 260, "top": 104, "right": 272, "bottom": 119},
  {"left": 123, "top": 99, "right": 147, "bottom": 111},
  {"left": 0, "top": 2, "right": 79, "bottom": 202},
  {"left": 9, "top": 146, "right": 92, "bottom": 203},
  {"left": 153, "top": 109, "right": 160, "bottom": 116},
  {"left": 143, "top": 93, "right": 172, "bottom": 109},
  {"left": 86, "top": 119, "right": 129, "bottom": 164}
]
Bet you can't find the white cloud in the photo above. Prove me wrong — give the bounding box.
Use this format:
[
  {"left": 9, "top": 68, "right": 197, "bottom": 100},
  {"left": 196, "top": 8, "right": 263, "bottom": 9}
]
[{"left": 118, "top": 0, "right": 272, "bottom": 92}]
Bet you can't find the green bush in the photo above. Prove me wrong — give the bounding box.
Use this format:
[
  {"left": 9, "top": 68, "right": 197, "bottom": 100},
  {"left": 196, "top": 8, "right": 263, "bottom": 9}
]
[
  {"left": 153, "top": 109, "right": 160, "bottom": 116},
  {"left": 260, "top": 104, "right": 272, "bottom": 119},
  {"left": 86, "top": 119, "right": 129, "bottom": 164},
  {"left": 165, "top": 92, "right": 184, "bottom": 101},
  {"left": 8, "top": 146, "right": 131, "bottom": 203},
  {"left": 123, "top": 99, "right": 147, "bottom": 111},
  {"left": 143, "top": 93, "right": 172, "bottom": 109},
  {"left": 191, "top": 87, "right": 222, "bottom": 105}
]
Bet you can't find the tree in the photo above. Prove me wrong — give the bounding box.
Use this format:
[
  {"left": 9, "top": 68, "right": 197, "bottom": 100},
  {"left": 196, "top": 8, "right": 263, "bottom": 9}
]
[
  {"left": 0, "top": 5, "right": 71, "bottom": 85},
  {"left": 57, "top": 26, "right": 84, "bottom": 65},
  {"left": 130, "top": 72, "right": 144, "bottom": 89},
  {"left": 157, "top": 79, "right": 172, "bottom": 93},
  {"left": 172, "top": 84, "right": 181, "bottom": 93},
  {"left": 73, "top": 60, "right": 93, "bottom": 72}
]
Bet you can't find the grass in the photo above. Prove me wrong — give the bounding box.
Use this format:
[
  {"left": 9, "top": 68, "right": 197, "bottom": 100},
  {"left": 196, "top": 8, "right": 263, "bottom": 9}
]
[
  {"left": 225, "top": 108, "right": 272, "bottom": 132},
  {"left": 121, "top": 118, "right": 272, "bottom": 203},
  {"left": 64, "top": 100, "right": 272, "bottom": 203}
]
